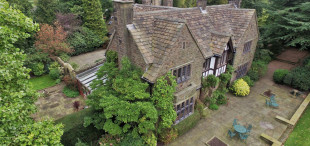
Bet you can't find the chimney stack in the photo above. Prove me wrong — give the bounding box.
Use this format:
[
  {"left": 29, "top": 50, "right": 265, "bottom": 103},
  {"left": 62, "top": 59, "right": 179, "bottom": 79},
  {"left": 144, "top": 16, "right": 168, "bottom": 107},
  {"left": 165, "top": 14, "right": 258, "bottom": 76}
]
[
  {"left": 197, "top": 0, "right": 207, "bottom": 10},
  {"left": 113, "top": 0, "right": 134, "bottom": 61}
]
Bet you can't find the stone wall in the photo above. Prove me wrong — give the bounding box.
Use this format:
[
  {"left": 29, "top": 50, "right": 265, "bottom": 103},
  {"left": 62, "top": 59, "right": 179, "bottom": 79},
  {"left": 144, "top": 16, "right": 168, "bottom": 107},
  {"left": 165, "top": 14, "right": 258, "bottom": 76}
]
[
  {"left": 156, "top": 25, "right": 204, "bottom": 104},
  {"left": 231, "top": 14, "right": 259, "bottom": 81},
  {"left": 56, "top": 57, "right": 76, "bottom": 79}
]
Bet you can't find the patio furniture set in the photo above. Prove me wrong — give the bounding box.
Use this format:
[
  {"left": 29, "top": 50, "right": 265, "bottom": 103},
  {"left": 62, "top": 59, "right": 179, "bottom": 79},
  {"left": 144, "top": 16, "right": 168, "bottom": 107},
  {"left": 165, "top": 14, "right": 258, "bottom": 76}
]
[
  {"left": 266, "top": 95, "right": 279, "bottom": 108},
  {"left": 228, "top": 119, "right": 252, "bottom": 142}
]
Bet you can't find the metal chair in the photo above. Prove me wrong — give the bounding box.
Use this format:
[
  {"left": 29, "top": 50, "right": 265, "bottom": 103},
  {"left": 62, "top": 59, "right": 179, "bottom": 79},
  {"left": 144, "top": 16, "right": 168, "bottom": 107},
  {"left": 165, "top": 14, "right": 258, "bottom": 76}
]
[
  {"left": 266, "top": 99, "right": 271, "bottom": 106},
  {"left": 233, "top": 119, "right": 238, "bottom": 126},
  {"left": 228, "top": 130, "right": 236, "bottom": 139},
  {"left": 246, "top": 124, "right": 252, "bottom": 133},
  {"left": 239, "top": 133, "right": 249, "bottom": 142}
]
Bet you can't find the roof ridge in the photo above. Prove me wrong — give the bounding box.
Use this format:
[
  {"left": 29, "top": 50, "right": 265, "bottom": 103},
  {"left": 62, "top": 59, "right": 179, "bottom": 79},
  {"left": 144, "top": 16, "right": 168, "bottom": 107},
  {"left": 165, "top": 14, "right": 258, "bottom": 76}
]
[
  {"left": 154, "top": 17, "right": 186, "bottom": 23},
  {"left": 135, "top": 7, "right": 198, "bottom": 15}
]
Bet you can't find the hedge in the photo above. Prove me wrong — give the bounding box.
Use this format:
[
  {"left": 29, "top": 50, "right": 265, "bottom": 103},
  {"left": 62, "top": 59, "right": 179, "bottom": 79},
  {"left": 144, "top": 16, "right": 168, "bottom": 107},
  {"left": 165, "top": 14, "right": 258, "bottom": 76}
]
[{"left": 173, "top": 110, "right": 201, "bottom": 136}]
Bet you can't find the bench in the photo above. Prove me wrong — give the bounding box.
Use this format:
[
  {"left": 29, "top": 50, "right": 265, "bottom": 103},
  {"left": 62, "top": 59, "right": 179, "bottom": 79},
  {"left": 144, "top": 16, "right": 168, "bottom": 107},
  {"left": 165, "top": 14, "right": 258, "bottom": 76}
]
[
  {"left": 260, "top": 133, "right": 282, "bottom": 146},
  {"left": 276, "top": 94, "right": 310, "bottom": 126}
]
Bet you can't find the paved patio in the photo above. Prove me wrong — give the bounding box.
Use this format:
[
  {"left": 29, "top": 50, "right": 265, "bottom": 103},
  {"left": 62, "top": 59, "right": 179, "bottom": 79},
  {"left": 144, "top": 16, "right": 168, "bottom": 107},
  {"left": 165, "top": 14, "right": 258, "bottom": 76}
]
[
  {"left": 32, "top": 83, "right": 86, "bottom": 121},
  {"left": 170, "top": 60, "right": 306, "bottom": 146}
]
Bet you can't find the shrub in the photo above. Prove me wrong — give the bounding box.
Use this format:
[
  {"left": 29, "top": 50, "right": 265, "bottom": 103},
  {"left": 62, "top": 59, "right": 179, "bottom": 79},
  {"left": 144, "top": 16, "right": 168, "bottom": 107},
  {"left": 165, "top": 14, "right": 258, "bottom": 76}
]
[
  {"left": 49, "top": 69, "right": 60, "bottom": 80},
  {"left": 63, "top": 86, "right": 80, "bottom": 98},
  {"left": 173, "top": 110, "right": 200, "bottom": 136},
  {"left": 209, "top": 104, "right": 219, "bottom": 110},
  {"left": 63, "top": 75, "right": 78, "bottom": 89},
  {"left": 70, "top": 62, "right": 79, "bottom": 70},
  {"left": 159, "top": 128, "right": 178, "bottom": 144},
  {"left": 219, "top": 73, "right": 232, "bottom": 84},
  {"left": 230, "top": 79, "right": 250, "bottom": 96},
  {"left": 75, "top": 138, "right": 88, "bottom": 146},
  {"left": 241, "top": 76, "right": 254, "bottom": 87},
  {"left": 247, "top": 61, "right": 267, "bottom": 81},
  {"left": 202, "top": 75, "right": 219, "bottom": 89},
  {"left": 119, "top": 134, "right": 144, "bottom": 146},
  {"left": 59, "top": 53, "right": 70, "bottom": 62},
  {"left": 195, "top": 100, "right": 207, "bottom": 118},
  {"left": 99, "top": 134, "right": 121, "bottom": 146},
  {"left": 106, "top": 50, "right": 118, "bottom": 63},
  {"left": 283, "top": 67, "right": 310, "bottom": 91},
  {"left": 30, "top": 62, "right": 45, "bottom": 76},
  {"left": 142, "top": 132, "right": 157, "bottom": 146},
  {"left": 273, "top": 69, "right": 289, "bottom": 84},
  {"left": 68, "top": 27, "right": 103, "bottom": 56},
  {"left": 216, "top": 93, "right": 227, "bottom": 105},
  {"left": 254, "top": 49, "right": 273, "bottom": 64},
  {"left": 73, "top": 101, "right": 80, "bottom": 110}
]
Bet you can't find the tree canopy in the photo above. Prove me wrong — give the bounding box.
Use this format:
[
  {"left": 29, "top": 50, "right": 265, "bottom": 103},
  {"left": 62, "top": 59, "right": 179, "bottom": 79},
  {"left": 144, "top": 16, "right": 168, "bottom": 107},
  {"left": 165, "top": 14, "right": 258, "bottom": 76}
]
[
  {"left": 261, "top": 0, "right": 310, "bottom": 50},
  {"left": 0, "top": 1, "right": 63, "bottom": 144},
  {"left": 34, "top": 0, "right": 58, "bottom": 24}
]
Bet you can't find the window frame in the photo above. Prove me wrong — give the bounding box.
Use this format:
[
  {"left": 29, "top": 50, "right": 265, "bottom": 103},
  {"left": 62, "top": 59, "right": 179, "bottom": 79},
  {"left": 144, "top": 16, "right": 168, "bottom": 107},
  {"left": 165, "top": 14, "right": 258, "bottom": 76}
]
[
  {"left": 243, "top": 41, "right": 252, "bottom": 54},
  {"left": 172, "top": 64, "right": 191, "bottom": 84},
  {"left": 175, "top": 97, "right": 194, "bottom": 124}
]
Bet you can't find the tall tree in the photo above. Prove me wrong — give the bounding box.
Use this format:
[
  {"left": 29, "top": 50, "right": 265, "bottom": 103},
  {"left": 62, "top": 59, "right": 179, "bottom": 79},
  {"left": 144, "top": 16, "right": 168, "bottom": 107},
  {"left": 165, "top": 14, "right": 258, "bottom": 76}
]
[
  {"left": 34, "top": 0, "right": 58, "bottom": 24},
  {"left": 261, "top": 0, "right": 310, "bottom": 50},
  {"left": 0, "top": 1, "right": 63, "bottom": 144},
  {"left": 35, "top": 22, "right": 72, "bottom": 57},
  {"left": 82, "top": 0, "right": 108, "bottom": 40},
  {"left": 84, "top": 51, "right": 158, "bottom": 138}
]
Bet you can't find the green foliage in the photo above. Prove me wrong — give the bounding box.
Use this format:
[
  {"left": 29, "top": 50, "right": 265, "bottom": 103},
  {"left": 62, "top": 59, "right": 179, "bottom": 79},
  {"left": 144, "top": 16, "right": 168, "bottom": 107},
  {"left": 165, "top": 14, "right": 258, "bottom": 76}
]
[
  {"left": 29, "top": 75, "right": 57, "bottom": 91},
  {"left": 75, "top": 138, "right": 88, "bottom": 146},
  {"left": 202, "top": 75, "right": 220, "bottom": 89},
  {"left": 159, "top": 128, "right": 178, "bottom": 144},
  {"left": 209, "top": 104, "right": 219, "bottom": 110},
  {"left": 106, "top": 50, "right": 118, "bottom": 63},
  {"left": 100, "top": 0, "right": 113, "bottom": 19},
  {"left": 24, "top": 48, "right": 51, "bottom": 70},
  {"left": 241, "top": 75, "right": 254, "bottom": 87},
  {"left": 196, "top": 100, "right": 207, "bottom": 118},
  {"left": 208, "top": 0, "right": 228, "bottom": 5},
  {"left": 152, "top": 73, "right": 177, "bottom": 134},
  {"left": 119, "top": 133, "right": 145, "bottom": 146},
  {"left": 254, "top": 49, "right": 273, "bottom": 63},
  {"left": 85, "top": 57, "right": 157, "bottom": 137},
  {"left": 56, "top": 108, "right": 104, "bottom": 145},
  {"left": 82, "top": 0, "right": 108, "bottom": 40},
  {"left": 247, "top": 60, "right": 268, "bottom": 81},
  {"left": 261, "top": 1, "right": 310, "bottom": 50},
  {"left": 60, "top": 53, "right": 70, "bottom": 62},
  {"left": 173, "top": 110, "right": 201, "bottom": 136},
  {"left": 283, "top": 67, "right": 310, "bottom": 91},
  {"left": 30, "top": 62, "right": 45, "bottom": 76},
  {"left": 70, "top": 62, "right": 79, "bottom": 70},
  {"left": 68, "top": 27, "right": 104, "bottom": 56},
  {"left": 7, "top": 0, "right": 33, "bottom": 17},
  {"left": 49, "top": 69, "right": 61, "bottom": 80},
  {"left": 34, "top": 0, "right": 58, "bottom": 24},
  {"left": 63, "top": 86, "right": 80, "bottom": 98},
  {"left": 142, "top": 132, "right": 157, "bottom": 146},
  {"left": 230, "top": 79, "right": 250, "bottom": 96},
  {"left": 0, "top": 1, "right": 63, "bottom": 144},
  {"left": 273, "top": 69, "right": 289, "bottom": 84}
]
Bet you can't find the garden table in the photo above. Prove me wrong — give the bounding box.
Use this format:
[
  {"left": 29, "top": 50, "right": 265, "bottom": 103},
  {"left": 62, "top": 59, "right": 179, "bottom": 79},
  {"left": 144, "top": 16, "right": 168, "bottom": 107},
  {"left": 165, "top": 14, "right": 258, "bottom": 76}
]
[{"left": 234, "top": 125, "right": 247, "bottom": 134}]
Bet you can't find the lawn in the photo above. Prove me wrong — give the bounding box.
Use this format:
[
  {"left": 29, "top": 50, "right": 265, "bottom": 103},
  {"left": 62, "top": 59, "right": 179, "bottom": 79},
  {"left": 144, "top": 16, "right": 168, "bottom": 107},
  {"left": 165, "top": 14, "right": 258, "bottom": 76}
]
[
  {"left": 29, "top": 75, "right": 57, "bottom": 91},
  {"left": 285, "top": 107, "right": 310, "bottom": 146}
]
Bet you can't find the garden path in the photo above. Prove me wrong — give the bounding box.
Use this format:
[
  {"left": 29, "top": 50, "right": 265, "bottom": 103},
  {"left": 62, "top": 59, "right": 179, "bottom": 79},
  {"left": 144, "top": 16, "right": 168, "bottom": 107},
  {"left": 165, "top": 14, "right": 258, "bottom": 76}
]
[
  {"left": 69, "top": 49, "right": 106, "bottom": 72},
  {"left": 32, "top": 82, "right": 86, "bottom": 121}
]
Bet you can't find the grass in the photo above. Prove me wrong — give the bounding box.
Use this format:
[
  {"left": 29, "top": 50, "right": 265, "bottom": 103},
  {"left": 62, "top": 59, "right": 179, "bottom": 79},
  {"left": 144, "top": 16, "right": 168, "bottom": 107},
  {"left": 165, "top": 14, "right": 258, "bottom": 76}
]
[
  {"left": 63, "top": 86, "right": 80, "bottom": 98},
  {"left": 285, "top": 107, "right": 310, "bottom": 146},
  {"left": 56, "top": 108, "right": 104, "bottom": 145},
  {"left": 29, "top": 75, "right": 57, "bottom": 91}
]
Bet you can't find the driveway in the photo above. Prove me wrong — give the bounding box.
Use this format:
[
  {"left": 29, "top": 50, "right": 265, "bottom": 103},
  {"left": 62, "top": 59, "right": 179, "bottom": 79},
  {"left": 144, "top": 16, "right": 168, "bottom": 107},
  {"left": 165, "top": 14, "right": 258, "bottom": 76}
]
[{"left": 69, "top": 49, "right": 106, "bottom": 72}]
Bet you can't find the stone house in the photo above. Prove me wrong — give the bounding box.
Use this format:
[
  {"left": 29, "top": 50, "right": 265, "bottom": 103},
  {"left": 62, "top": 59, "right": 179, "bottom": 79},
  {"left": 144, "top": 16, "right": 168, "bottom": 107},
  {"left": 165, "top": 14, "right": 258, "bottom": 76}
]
[{"left": 107, "top": 0, "right": 259, "bottom": 123}]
